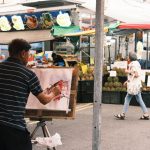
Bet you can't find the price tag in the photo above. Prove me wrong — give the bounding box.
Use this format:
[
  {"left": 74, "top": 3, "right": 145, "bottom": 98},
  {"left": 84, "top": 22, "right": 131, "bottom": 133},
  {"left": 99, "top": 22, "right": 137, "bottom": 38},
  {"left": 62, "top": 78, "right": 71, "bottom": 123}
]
[{"left": 109, "top": 71, "right": 117, "bottom": 77}]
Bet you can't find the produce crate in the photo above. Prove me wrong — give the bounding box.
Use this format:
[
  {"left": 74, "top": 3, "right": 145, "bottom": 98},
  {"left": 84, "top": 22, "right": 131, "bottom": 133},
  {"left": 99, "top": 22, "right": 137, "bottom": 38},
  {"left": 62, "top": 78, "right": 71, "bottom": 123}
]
[
  {"left": 78, "top": 80, "right": 94, "bottom": 92},
  {"left": 121, "top": 92, "right": 138, "bottom": 106},
  {"left": 77, "top": 91, "right": 93, "bottom": 103},
  {"left": 142, "top": 92, "right": 150, "bottom": 108},
  {"left": 102, "top": 74, "right": 109, "bottom": 86},
  {"left": 120, "top": 92, "right": 148, "bottom": 107},
  {"left": 118, "top": 76, "right": 127, "bottom": 83},
  {"left": 77, "top": 80, "right": 82, "bottom": 92},
  {"left": 102, "top": 91, "right": 121, "bottom": 104}
]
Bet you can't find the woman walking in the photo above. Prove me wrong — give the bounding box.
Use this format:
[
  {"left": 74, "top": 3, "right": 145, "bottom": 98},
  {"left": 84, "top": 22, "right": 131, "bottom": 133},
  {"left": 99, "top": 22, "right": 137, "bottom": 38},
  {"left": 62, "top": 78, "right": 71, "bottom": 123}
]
[{"left": 115, "top": 52, "right": 149, "bottom": 120}]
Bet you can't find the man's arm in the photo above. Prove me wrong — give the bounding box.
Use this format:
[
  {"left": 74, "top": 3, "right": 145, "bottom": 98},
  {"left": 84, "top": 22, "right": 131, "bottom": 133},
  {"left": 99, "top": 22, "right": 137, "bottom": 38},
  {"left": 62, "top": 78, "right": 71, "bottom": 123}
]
[{"left": 36, "top": 86, "right": 61, "bottom": 105}]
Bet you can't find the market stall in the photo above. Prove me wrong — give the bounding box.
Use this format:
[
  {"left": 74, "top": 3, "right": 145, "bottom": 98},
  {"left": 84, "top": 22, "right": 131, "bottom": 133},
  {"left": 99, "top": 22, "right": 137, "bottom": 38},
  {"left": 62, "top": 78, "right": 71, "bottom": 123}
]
[
  {"left": 0, "top": 0, "right": 82, "bottom": 115},
  {"left": 64, "top": 22, "right": 150, "bottom": 105}
]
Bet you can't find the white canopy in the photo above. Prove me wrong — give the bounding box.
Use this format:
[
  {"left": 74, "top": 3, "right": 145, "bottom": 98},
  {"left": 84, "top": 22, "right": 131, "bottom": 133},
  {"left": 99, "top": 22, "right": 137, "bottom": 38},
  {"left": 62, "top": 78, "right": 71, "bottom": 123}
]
[
  {"left": 80, "top": 0, "right": 96, "bottom": 12},
  {"left": 80, "top": 0, "right": 150, "bottom": 24},
  {"left": 105, "top": 0, "right": 150, "bottom": 23}
]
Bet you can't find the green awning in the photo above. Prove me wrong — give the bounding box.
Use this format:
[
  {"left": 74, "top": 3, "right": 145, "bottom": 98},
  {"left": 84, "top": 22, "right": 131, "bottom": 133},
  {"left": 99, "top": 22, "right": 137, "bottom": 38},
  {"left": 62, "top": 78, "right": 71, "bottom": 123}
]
[
  {"left": 52, "top": 25, "right": 80, "bottom": 36},
  {"left": 108, "top": 21, "right": 120, "bottom": 31}
]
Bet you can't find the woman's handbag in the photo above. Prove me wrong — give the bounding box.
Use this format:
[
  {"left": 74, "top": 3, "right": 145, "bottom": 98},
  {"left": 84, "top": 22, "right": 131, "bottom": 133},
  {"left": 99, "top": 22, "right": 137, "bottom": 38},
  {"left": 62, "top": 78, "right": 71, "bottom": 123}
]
[
  {"left": 127, "top": 80, "right": 141, "bottom": 95},
  {"left": 127, "top": 61, "right": 142, "bottom": 95}
]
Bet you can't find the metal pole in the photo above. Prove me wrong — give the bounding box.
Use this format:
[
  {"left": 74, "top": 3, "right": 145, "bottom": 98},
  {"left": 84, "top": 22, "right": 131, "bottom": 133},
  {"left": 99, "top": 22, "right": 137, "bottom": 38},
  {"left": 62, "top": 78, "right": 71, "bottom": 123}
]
[
  {"left": 113, "top": 38, "right": 117, "bottom": 59},
  {"left": 125, "top": 37, "right": 129, "bottom": 58},
  {"left": 108, "top": 45, "right": 111, "bottom": 70},
  {"left": 118, "top": 36, "right": 121, "bottom": 54},
  {"left": 92, "top": 0, "right": 104, "bottom": 150},
  {"left": 146, "top": 32, "right": 149, "bottom": 69}
]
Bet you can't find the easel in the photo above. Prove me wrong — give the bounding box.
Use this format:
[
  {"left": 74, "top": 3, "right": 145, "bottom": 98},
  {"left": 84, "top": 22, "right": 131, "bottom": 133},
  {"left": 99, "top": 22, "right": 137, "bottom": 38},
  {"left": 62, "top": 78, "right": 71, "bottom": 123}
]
[
  {"left": 25, "top": 67, "right": 79, "bottom": 149},
  {"left": 30, "top": 118, "right": 56, "bottom": 150}
]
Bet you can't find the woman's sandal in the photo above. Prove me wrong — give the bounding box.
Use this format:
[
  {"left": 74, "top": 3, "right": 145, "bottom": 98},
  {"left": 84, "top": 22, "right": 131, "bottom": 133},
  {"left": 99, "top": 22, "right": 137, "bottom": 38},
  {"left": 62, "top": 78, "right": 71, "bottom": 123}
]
[
  {"left": 114, "top": 113, "right": 125, "bottom": 120},
  {"left": 140, "top": 115, "right": 149, "bottom": 120}
]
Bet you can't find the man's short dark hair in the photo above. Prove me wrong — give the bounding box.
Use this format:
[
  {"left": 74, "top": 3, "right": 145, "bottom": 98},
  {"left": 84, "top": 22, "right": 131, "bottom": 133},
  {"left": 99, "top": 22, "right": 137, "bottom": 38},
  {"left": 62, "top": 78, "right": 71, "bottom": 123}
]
[{"left": 8, "top": 39, "right": 31, "bottom": 57}]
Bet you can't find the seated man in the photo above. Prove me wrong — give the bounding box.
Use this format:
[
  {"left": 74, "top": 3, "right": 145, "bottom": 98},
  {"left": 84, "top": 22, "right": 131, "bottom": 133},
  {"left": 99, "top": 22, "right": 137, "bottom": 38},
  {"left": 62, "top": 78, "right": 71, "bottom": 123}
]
[{"left": 51, "top": 53, "right": 66, "bottom": 67}]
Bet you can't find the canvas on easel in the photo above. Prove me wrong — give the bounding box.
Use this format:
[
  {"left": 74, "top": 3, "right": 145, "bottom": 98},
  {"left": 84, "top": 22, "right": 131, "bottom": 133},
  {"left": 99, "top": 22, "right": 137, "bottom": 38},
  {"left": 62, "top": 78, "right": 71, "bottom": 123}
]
[{"left": 25, "top": 67, "right": 79, "bottom": 120}]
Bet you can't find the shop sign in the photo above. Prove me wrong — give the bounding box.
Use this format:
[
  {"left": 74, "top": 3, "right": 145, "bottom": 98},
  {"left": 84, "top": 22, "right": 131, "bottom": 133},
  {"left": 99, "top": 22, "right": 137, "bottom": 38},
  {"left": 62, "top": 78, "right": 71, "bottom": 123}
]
[
  {"left": 0, "top": 10, "right": 71, "bottom": 32},
  {"left": 56, "top": 11, "right": 71, "bottom": 27}
]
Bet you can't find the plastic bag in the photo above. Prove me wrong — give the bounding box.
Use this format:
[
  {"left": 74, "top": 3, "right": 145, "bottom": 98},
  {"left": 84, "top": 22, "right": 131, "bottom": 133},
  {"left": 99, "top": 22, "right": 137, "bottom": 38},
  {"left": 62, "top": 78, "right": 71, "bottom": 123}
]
[
  {"left": 127, "top": 81, "right": 141, "bottom": 95},
  {"left": 35, "top": 133, "right": 62, "bottom": 148}
]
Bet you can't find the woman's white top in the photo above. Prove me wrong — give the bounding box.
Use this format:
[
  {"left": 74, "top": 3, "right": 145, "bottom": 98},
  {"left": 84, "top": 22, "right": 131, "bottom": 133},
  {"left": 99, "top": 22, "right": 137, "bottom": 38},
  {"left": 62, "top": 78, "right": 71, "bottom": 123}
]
[{"left": 128, "top": 60, "right": 142, "bottom": 88}]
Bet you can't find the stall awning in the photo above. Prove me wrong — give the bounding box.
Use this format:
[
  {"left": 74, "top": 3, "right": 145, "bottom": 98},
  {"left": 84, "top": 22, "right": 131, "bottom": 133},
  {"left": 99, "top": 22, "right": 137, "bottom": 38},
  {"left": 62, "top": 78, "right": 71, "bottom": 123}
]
[
  {"left": 52, "top": 25, "right": 80, "bottom": 36},
  {"left": 63, "top": 27, "right": 110, "bottom": 37},
  {"left": 118, "top": 23, "right": 150, "bottom": 29},
  {"left": 64, "top": 29, "right": 95, "bottom": 36},
  {"left": 0, "top": 29, "right": 54, "bottom": 44}
]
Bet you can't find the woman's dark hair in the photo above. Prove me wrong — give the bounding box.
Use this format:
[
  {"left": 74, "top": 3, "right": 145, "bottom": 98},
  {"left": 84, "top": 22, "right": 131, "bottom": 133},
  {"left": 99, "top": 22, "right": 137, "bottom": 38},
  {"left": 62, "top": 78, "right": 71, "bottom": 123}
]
[
  {"left": 8, "top": 39, "right": 31, "bottom": 57},
  {"left": 129, "top": 52, "right": 137, "bottom": 61}
]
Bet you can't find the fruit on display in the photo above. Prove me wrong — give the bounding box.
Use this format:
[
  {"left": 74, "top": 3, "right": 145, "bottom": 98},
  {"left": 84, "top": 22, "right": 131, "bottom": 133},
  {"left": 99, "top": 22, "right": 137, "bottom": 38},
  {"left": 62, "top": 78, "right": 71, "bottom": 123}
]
[
  {"left": 141, "top": 82, "right": 147, "bottom": 91},
  {"left": 102, "top": 76, "right": 126, "bottom": 92},
  {"left": 141, "top": 72, "right": 150, "bottom": 91},
  {"left": 112, "top": 67, "right": 127, "bottom": 76},
  {"left": 141, "top": 79, "right": 150, "bottom": 92},
  {"left": 103, "top": 65, "right": 109, "bottom": 75},
  {"left": 78, "top": 64, "right": 110, "bottom": 81},
  {"left": 78, "top": 63, "right": 94, "bottom": 80}
]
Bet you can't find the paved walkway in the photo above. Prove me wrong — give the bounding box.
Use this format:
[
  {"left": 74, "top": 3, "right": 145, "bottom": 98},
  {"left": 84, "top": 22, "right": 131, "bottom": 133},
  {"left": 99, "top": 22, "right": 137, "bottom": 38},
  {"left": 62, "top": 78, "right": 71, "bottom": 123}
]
[
  {"left": 102, "top": 104, "right": 150, "bottom": 150},
  {"left": 28, "top": 103, "right": 150, "bottom": 150}
]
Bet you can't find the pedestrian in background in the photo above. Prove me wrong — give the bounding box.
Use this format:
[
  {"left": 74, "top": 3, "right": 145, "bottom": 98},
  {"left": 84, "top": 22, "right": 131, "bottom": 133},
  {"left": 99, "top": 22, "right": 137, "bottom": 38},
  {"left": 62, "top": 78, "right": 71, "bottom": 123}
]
[
  {"left": 51, "top": 52, "right": 66, "bottom": 67},
  {"left": 0, "top": 39, "right": 61, "bottom": 150},
  {"left": 115, "top": 52, "right": 149, "bottom": 120}
]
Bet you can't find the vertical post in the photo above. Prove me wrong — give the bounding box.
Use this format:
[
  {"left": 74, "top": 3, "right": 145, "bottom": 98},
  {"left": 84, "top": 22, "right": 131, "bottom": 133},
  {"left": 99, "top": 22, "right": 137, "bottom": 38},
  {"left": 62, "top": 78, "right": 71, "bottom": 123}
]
[
  {"left": 125, "top": 37, "right": 129, "bottom": 58},
  {"left": 118, "top": 36, "right": 121, "bottom": 54},
  {"left": 92, "top": 0, "right": 104, "bottom": 150},
  {"left": 114, "top": 38, "right": 117, "bottom": 59},
  {"left": 108, "top": 45, "right": 111, "bottom": 70},
  {"left": 146, "top": 32, "right": 149, "bottom": 69},
  {"left": 88, "top": 35, "right": 91, "bottom": 64},
  {"left": 135, "top": 32, "right": 137, "bottom": 52}
]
